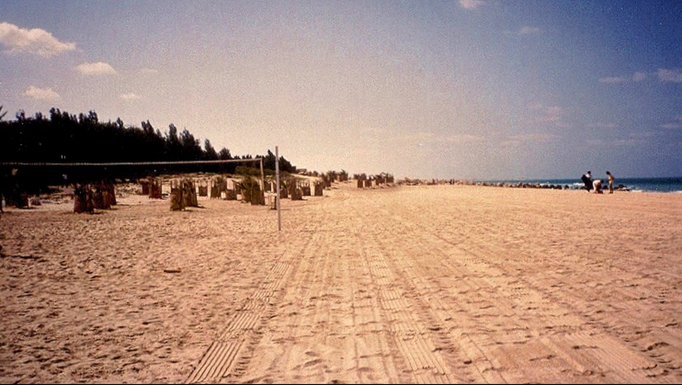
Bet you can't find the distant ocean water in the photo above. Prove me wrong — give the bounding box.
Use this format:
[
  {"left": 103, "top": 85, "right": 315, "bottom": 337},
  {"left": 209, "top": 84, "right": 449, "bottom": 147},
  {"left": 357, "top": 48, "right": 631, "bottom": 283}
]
[{"left": 485, "top": 177, "right": 682, "bottom": 193}]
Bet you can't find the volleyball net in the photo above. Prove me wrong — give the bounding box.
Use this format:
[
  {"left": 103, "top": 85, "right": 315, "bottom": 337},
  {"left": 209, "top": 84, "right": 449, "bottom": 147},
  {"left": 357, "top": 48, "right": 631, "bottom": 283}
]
[
  {"left": 0, "top": 158, "right": 264, "bottom": 188},
  {"left": 0, "top": 157, "right": 268, "bottom": 210}
]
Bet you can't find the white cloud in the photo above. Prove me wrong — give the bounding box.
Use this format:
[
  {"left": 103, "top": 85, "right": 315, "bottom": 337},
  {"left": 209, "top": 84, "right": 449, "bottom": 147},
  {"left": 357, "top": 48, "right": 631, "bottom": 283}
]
[
  {"left": 459, "top": 0, "right": 485, "bottom": 10},
  {"left": 632, "top": 72, "right": 647, "bottom": 82},
  {"left": 24, "top": 85, "right": 59, "bottom": 101},
  {"left": 534, "top": 105, "right": 563, "bottom": 123},
  {"left": 661, "top": 116, "right": 682, "bottom": 129},
  {"left": 443, "top": 134, "right": 484, "bottom": 144},
  {"left": 589, "top": 135, "right": 649, "bottom": 147},
  {"left": 600, "top": 72, "right": 649, "bottom": 83},
  {"left": 76, "top": 62, "right": 117, "bottom": 76},
  {"left": 391, "top": 131, "right": 484, "bottom": 147},
  {"left": 518, "top": 26, "right": 540, "bottom": 35},
  {"left": 526, "top": 102, "right": 544, "bottom": 110},
  {"left": 525, "top": 103, "right": 567, "bottom": 126},
  {"left": 615, "top": 131, "right": 653, "bottom": 146},
  {"left": 587, "top": 122, "right": 618, "bottom": 129},
  {"left": 397, "top": 131, "right": 436, "bottom": 144},
  {"left": 585, "top": 138, "right": 605, "bottom": 146},
  {"left": 614, "top": 135, "right": 648, "bottom": 146},
  {"left": 0, "top": 22, "right": 76, "bottom": 57},
  {"left": 501, "top": 132, "right": 557, "bottom": 147},
  {"left": 120, "top": 93, "right": 141, "bottom": 100},
  {"left": 657, "top": 68, "right": 682, "bottom": 83},
  {"left": 510, "top": 133, "right": 557, "bottom": 142},
  {"left": 546, "top": 106, "right": 563, "bottom": 117},
  {"left": 599, "top": 76, "right": 627, "bottom": 84},
  {"left": 629, "top": 131, "right": 654, "bottom": 138}
]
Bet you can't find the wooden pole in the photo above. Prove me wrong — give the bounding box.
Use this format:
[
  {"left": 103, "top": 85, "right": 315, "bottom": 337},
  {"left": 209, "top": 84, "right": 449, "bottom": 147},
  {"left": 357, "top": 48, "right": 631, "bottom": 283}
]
[
  {"left": 276, "top": 146, "right": 281, "bottom": 231},
  {"left": 259, "top": 157, "right": 265, "bottom": 192}
]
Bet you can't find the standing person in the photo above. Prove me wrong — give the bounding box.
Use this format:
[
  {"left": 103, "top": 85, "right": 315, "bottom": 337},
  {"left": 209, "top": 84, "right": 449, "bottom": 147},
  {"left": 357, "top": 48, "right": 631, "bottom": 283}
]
[
  {"left": 606, "top": 171, "right": 614, "bottom": 194},
  {"left": 581, "top": 171, "right": 594, "bottom": 192}
]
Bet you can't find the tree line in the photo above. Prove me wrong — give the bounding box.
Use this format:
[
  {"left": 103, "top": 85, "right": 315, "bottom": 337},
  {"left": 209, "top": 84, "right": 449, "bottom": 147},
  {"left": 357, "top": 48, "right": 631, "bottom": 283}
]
[{"left": 0, "top": 106, "right": 296, "bottom": 195}]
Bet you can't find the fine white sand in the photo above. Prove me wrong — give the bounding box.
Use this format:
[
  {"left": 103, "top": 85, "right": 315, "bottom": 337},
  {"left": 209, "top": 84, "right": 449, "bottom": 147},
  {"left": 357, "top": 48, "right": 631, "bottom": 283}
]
[{"left": 1, "top": 180, "right": 681, "bottom": 383}]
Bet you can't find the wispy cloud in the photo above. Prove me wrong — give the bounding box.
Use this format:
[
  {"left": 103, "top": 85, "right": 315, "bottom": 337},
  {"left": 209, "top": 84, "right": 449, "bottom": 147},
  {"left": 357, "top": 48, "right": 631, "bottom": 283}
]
[
  {"left": 599, "top": 72, "right": 649, "bottom": 84},
  {"left": 585, "top": 138, "right": 605, "bottom": 146},
  {"left": 510, "top": 132, "right": 557, "bottom": 142},
  {"left": 633, "top": 72, "right": 647, "bottom": 82},
  {"left": 603, "top": 69, "right": 682, "bottom": 84},
  {"left": 120, "top": 93, "right": 141, "bottom": 100},
  {"left": 657, "top": 68, "right": 682, "bottom": 83},
  {"left": 612, "top": 133, "right": 651, "bottom": 147},
  {"left": 140, "top": 68, "right": 158, "bottom": 74},
  {"left": 443, "top": 134, "right": 484, "bottom": 144},
  {"left": 587, "top": 122, "right": 618, "bottom": 129},
  {"left": 392, "top": 131, "right": 484, "bottom": 147},
  {"left": 587, "top": 135, "right": 649, "bottom": 147},
  {"left": 518, "top": 26, "right": 541, "bottom": 35},
  {"left": 529, "top": 104, "right": 564, "bottom": 123},
  {"left": 629, "top": 131, "right": 655, "bottom": 139},
  {"left": 396, "top": 131, "right": 436, "bottom": 145},
  {"left": 605, "top": 69, "right": 682, "bottom": 84},
  {"left": 459, "top": 0, "right": 485, "bottom": 10},
  {"left": 0, "top": 22, "right": 76, "bottom": 57},
  {"left": 23, "top": 85, "right": 59, "bottom": 101},
  {"left": 599, "top": 76, "right": 628, "bottom": 84},
  {"left": 524, "top": 103, "right": 571, "bottom": 129},
  {"left": 501, "top": 132, "right": 558, "bottom": 147},
  {"left": 76, "top": 62, "right": 117, "bottom": 76},
  {"left": 661, "top": 115, "right": 682, "bottom": 129}
]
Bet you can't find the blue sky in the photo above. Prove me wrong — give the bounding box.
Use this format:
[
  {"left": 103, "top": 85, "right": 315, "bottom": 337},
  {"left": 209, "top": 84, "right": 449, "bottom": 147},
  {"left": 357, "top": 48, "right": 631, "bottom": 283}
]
[{"left": 1, "top": 0, "right": 681, "bottom": 180}]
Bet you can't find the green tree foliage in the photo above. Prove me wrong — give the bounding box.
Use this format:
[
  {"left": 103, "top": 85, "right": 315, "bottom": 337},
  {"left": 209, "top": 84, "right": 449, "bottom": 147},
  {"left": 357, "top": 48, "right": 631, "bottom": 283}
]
[
  {"left": 165, "top": 123, "right": 181, "bottom": 160},
  {"left": 0, "top": 107, "right": 298, "bottom": 196},
  {"left": 218, "top": 147, "right": 231, "bottom": 160},
  {"left": 204, "top": 139, "right": 218, "bottom": 160},
  {"left": 259, "top": 149, "right": 296, "bottom": 173},
  {"left": 179, "top": 128, "right": 203, "bottom": 160},
  {"left": 217, "top": 146, "right": 236, "bottom": 173}
]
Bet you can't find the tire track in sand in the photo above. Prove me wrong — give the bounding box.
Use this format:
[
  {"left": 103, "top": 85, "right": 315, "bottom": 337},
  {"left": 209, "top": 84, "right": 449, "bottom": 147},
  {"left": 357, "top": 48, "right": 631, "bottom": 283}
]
[
  {"left": 411, "top": 186, "right": 682, "bottom": 381},
  {"left": 360, "top": 217, "right": 503, "bottom": 383},
  {"left": 457, "top": 240, "right": 681, "bottom": 382},
  {"left": 185, "top": 235, "right": 312, "bottom": 384},
  {"left": 234, "top": 190, "right": 404, "bottom": 383},
  {"left": 348, "top": 191, "right": 482, "bottom": 384},
  {"left": 381, "top": 194, "right": 669, "bottom": 383}
]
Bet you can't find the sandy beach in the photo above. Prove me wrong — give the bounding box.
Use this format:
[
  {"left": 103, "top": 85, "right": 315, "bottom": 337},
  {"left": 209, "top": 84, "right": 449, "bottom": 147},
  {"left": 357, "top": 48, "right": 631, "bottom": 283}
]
[{"left": 1, "top": 180, "right": 682, "bottom": 384}]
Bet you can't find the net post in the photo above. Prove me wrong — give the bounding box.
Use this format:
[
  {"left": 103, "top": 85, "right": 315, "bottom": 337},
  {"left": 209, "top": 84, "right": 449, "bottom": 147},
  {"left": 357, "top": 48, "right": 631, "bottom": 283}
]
[
  {"left": 259, "top": 157, "right": 265, "bottom": 192},
  {"left": 275, "top": 146, "right": 281, "bottom": 231}
]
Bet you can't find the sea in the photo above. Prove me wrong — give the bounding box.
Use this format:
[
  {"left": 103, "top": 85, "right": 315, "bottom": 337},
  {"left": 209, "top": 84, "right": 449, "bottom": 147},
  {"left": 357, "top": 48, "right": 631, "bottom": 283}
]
[{"left": 484, "top": 177, "right": 682, "bottom": 193}]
